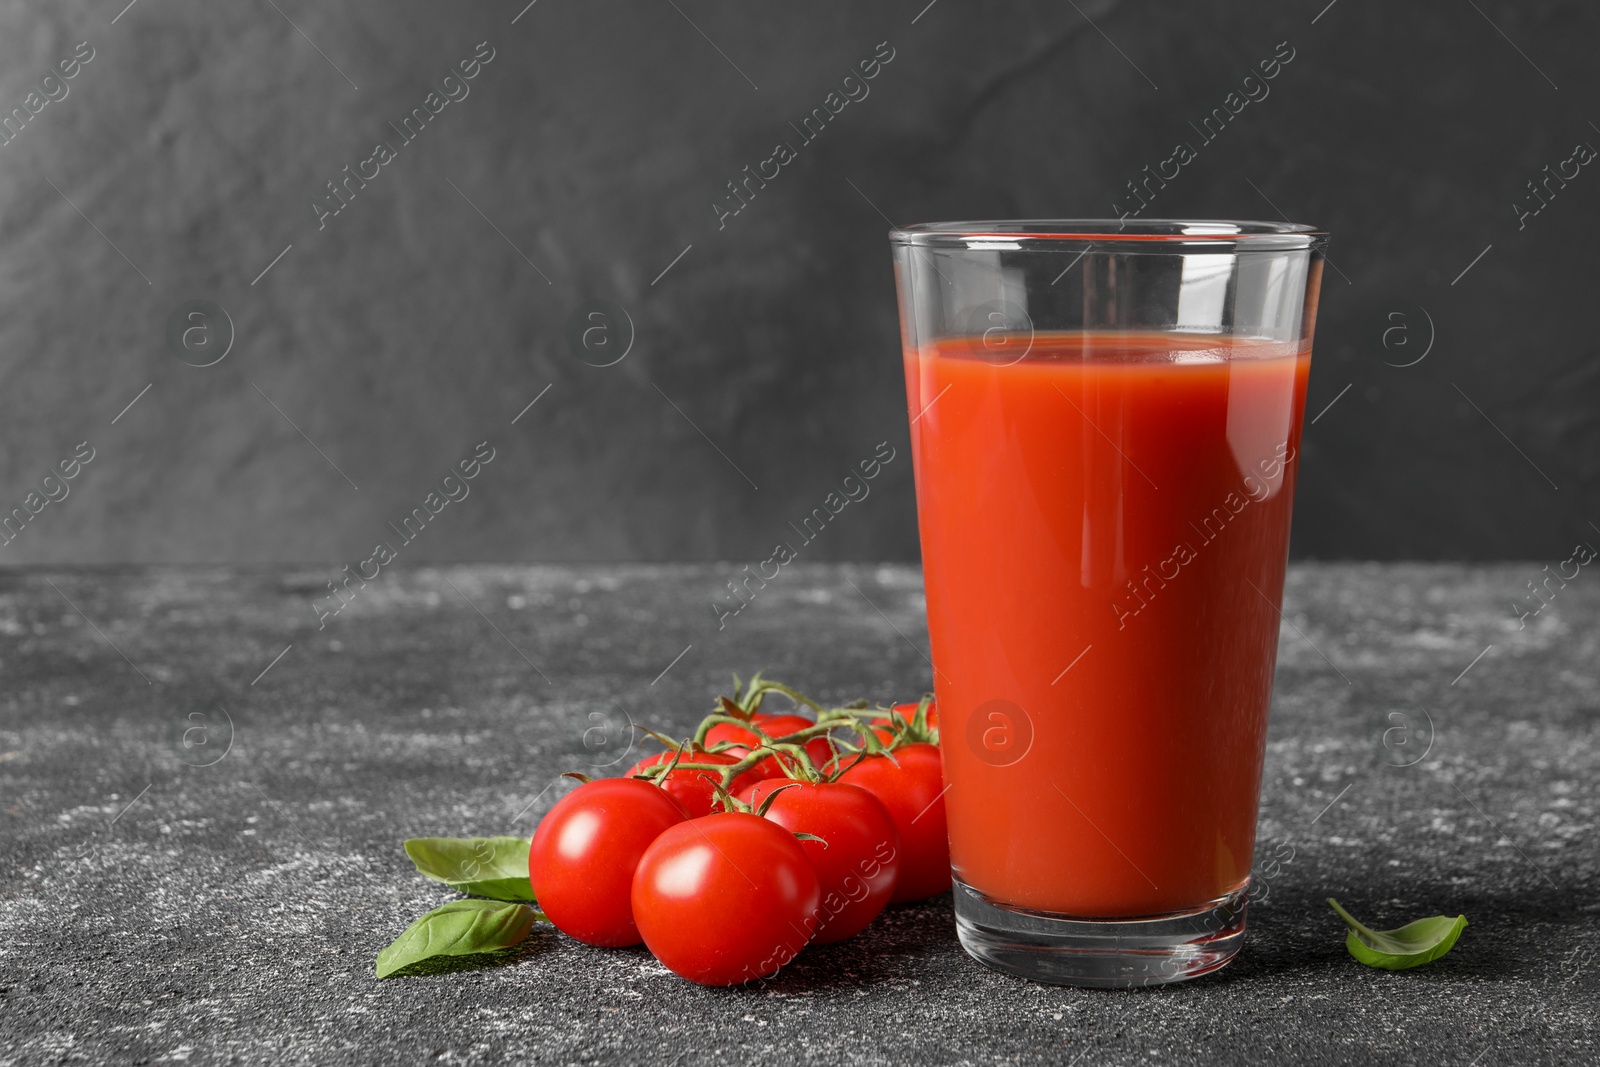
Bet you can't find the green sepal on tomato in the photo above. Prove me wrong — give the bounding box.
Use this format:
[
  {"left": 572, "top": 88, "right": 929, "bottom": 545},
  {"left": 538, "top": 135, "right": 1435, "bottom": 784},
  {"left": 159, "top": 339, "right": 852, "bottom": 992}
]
[
  {"left": 705, "top": 712, "right": 836, "bottom": 780},
  {"left": 624, "top": 746, "right": 761, "bottom": 818},
  {"left": 869, "top": 697, "right": 939, "bottom": 746}
]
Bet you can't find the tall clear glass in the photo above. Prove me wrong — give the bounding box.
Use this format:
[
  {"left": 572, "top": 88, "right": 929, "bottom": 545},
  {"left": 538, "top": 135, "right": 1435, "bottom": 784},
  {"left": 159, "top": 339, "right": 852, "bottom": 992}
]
[{"left": 889, "top": 220, "right": 1326, "bottom": 987}]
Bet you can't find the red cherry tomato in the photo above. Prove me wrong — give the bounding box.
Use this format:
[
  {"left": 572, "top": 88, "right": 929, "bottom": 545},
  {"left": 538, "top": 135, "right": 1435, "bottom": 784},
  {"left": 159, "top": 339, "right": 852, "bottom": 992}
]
[
  {"left": 737, "top": 779, "right": 901, "bottom": 944},
  {"left": 833, "top": 743, "right": 950, "bottom": 902},
  {"left": 706, "top": 713, "right": 835, "bottom": 779},
  {"left": 632, "top": 812, "right": 821, "bottom": 986},
  {"left": 528, "top": 777, "right": 687, "bottom": 947},
  {"left": 625, "top": 748, "right": 759, "bottom": 818}
]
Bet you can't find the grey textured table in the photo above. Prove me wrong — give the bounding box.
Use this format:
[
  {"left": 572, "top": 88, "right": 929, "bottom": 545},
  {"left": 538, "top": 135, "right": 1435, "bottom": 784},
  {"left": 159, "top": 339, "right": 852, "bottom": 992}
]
[{"left": 1, "top": 564, "right": 1595, "bottom": 1065}]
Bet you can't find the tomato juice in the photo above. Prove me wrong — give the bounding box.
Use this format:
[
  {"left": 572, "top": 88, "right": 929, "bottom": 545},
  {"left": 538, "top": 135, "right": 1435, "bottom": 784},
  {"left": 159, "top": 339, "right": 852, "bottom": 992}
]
[{"left": 904, "top": 331, "right": 1310, "bottom": 917}]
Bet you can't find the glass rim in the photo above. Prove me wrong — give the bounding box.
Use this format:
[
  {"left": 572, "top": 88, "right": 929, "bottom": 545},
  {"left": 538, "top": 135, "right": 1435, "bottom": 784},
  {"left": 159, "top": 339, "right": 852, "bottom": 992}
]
[{"left": 889, "top": 218, "right": 1326, "bottom": 251}]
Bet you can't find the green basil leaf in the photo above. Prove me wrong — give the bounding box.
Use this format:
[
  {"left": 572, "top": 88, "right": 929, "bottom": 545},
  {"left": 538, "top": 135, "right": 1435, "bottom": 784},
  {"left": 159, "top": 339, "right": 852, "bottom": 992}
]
[
  {"left": 375, "top": 899, "right": 537, "bottom": 978},
  {"left": 1328, "top": 897, "right": 1468, "bottom": 970},
  {"left": 403, "top": 836, "right": 533, "bottom": 901}
]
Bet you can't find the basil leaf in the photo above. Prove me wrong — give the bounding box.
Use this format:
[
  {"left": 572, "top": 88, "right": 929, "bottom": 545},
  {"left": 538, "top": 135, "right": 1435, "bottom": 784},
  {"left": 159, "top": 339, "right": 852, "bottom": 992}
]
[
  {"left": 1328, "top": 897, "right": 1468, "bottom": 970},
  {"left": 403, "top": 836, "right": 533, "bottom": 901},
  {"left": 375, "top": 899, "right": 537, "bottom": 978}
]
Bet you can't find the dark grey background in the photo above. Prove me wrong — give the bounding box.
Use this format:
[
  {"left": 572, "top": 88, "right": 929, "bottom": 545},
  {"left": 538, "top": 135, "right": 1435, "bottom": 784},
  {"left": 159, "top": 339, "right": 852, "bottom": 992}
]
[{"left": 0, "top": 0, "right": 1595, "bottom": 565}]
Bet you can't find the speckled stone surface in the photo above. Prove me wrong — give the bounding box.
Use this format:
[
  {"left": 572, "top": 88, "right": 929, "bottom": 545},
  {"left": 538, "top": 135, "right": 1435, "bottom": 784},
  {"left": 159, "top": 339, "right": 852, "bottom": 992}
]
[{"left": 0, "top": 563, "right": 1595, "bottom": 1065}]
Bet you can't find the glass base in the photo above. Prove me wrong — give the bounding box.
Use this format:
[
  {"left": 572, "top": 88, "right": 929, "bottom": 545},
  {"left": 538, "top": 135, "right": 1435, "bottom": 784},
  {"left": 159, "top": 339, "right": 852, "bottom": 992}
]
[{"left": 952, "top": 878, "right": 1249, "bottom": 988}]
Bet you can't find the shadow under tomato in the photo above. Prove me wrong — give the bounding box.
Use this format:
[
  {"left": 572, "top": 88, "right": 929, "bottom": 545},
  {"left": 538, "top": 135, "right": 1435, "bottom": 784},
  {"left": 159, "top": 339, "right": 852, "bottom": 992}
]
[{"left": 710, "top": 894, "right": 964, "bottom": 994}]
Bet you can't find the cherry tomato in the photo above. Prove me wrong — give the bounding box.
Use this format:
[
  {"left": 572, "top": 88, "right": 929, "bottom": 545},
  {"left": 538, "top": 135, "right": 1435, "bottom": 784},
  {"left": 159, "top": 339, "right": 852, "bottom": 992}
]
[
  {"left": 737, "top": 779, "right": 901, "bottom": 944},
  {"left": 833, "top": 743, "right": 949, "bottom": 902},
  {"left": 632, "top": 812, "right": 821, "bottom": 986},
  {"left": 528, "top": 777, "right": 687, "bottom": 947},
  {"left": 625, "top": 748, "right": 759, "bottom": 818},
  {"left": 706, "top": 713, "right": 835, "bottom": 779}
]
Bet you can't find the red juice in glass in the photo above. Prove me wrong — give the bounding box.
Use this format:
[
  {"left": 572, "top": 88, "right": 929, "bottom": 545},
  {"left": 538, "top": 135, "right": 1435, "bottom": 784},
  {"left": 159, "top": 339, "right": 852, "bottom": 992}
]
[
  {"left": 906, "top": 332, "right": 1309, "bottom": 915},
  {"left": 889, "top": 221, "right": 1325, "bottom": 986}
]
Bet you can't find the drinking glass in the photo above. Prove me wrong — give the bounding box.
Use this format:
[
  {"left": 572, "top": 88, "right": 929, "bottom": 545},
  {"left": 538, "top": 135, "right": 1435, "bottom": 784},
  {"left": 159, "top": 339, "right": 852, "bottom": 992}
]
[{"left": 889, "top": 220, "right": 1327, "bottom": 987}]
